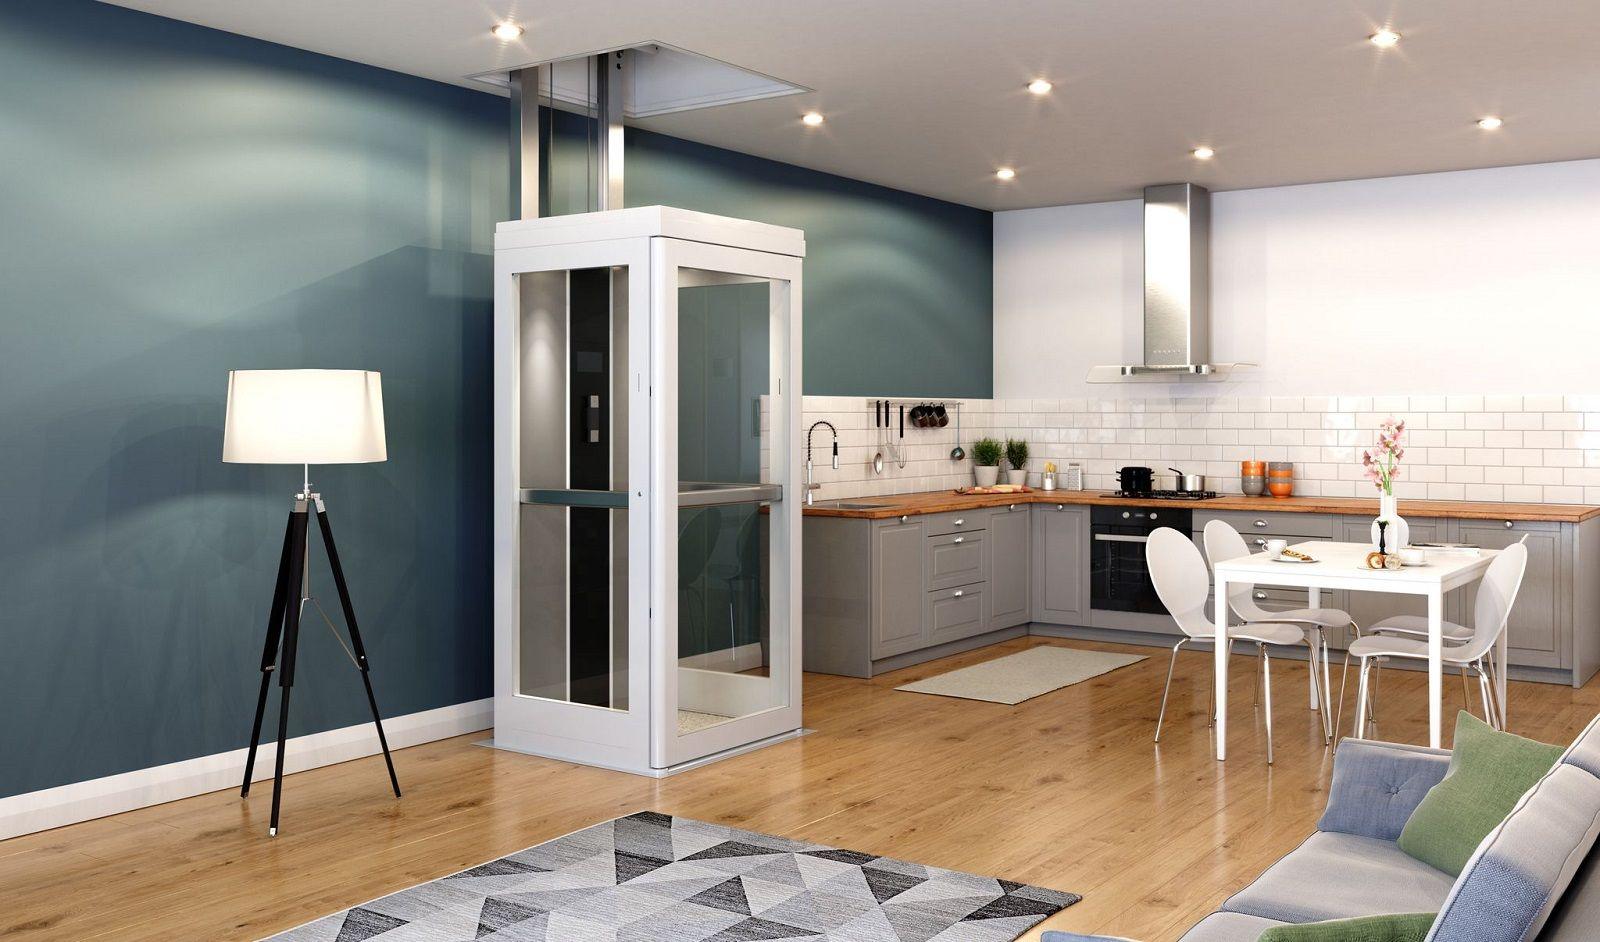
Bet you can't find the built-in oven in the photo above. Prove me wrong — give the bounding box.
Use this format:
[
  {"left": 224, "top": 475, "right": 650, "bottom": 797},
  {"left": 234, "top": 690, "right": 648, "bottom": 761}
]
[{"left": 1090, "top": 505, "right": 1193, "bottom": 615}]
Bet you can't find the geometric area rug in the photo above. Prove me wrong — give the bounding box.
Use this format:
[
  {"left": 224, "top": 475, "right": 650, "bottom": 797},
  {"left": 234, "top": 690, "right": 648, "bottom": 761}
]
[{"left": 265, "top": 811, "right": 1080, "bottom": 941}]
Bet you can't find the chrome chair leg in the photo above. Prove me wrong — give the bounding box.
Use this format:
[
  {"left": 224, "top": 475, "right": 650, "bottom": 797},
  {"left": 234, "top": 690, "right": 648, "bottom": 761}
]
[
  {"left": 1460, "top": 666, "right": 1472, "bottom": 710},
  {"left": 1261, "top": 644, "right": 1275, "bottom": 766},
  {"left": 1334, "top": 650, "right": 1351, "bottom": 752},
  {"left": 1154, "top": 639, "right": 1186, "bottom": 743},
  {"left": 1253, "top": 648, "right": 1262, "bottom": 707},
  {"left": 1354, "top": 657, "right": 1374, "bottom": 740},
  {"left": 1321, "top": 635, "right": 1334, "bottom": 745}
]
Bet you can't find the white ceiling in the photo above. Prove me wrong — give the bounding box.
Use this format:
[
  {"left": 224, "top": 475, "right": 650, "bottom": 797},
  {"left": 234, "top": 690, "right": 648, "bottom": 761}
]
[{"left": 102, "top": 0, "right": 1600, "bottom": 210}]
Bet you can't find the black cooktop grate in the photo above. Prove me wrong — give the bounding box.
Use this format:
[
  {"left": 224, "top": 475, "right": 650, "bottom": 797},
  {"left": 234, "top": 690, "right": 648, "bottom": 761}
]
[{"left": 1104, "top": 490, "right": 1220, "bottom": 501}]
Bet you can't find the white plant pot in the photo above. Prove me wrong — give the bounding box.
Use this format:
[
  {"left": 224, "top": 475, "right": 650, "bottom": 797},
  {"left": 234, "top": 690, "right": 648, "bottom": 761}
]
[
  {"left": 974, "top": 466, "right": 1000, "bottom": 487},
  {"left": 1005, "top": 469, "right": 1028, "bottom": 486}
]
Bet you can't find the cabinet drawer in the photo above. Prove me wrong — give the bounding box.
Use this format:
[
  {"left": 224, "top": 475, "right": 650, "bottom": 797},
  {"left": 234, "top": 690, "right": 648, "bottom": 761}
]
[
  {"left": 1197, "top": 510, "right": 1334, "bottom": 539},
  {"left": 925, "top": 585, "right": 987, "bottom": 645},
  {"left": 925, "top": 531, "right": 988, "bottom": 591},
  {"left": 923, "top": 509, "right": 989, "bottom": 537}
]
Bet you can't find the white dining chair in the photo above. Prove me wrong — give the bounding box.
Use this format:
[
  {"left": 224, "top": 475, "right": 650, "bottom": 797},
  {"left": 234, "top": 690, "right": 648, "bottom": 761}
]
[
  {"left": 1147, "top": 527, "right": 1309, "bottom": 764},
  {"left": 1202, "top": 520, "right": 1356, "bottom": 744},
  {"left": 1360, "top": 535, "right": 1526, "bottom": 715},
  {"left": 1341, "top": 541, "right": 1527, "bottom": 741}
]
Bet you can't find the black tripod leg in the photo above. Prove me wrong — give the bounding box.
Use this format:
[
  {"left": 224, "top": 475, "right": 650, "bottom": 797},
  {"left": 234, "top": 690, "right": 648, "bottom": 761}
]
[
  {"left": 268, "top": 508, "right": 309, "bottom": 836},
  {"left": 242, "top": 511, "right": 297, "bottom": 798},
  {"left": 317, "top": 508, "right": 402, "bottom": 797}
]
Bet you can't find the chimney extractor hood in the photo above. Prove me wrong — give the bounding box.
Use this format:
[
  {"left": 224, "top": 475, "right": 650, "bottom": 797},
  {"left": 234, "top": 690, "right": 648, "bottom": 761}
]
[{"left": 1087, "top": 183, "right": 1252, "bottom": 382}]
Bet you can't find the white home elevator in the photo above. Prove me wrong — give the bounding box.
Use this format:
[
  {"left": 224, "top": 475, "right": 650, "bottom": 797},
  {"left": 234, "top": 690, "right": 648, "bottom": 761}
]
[{"left": 491, "top": 53, "right": 805, "bottom": 775}]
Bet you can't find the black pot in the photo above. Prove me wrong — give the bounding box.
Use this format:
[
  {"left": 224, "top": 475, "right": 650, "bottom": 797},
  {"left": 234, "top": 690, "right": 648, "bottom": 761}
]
[{"left": 1118, "top": 466, "right": 1154, "bottom": 494}]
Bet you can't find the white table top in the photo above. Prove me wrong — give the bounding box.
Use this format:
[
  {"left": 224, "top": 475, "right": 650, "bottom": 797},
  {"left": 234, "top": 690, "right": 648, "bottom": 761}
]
[{"left": 1214, "top": 540, "right": 1498, "bottom": 592}]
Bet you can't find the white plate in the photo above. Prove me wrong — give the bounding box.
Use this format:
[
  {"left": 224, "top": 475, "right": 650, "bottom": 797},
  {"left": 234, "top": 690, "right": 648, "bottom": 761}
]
[{"left": 1270, "top": 555, "right": 1317, "bottom": 563}]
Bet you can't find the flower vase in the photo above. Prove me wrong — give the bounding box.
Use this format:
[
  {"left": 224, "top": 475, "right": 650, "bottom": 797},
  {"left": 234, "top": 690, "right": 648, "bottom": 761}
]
[{"left": 1370, "top": 491, "right": 1409, "bottom": 550}]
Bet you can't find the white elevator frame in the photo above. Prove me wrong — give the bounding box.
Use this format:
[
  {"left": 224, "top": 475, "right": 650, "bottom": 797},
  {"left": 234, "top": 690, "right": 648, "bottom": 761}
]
[{"left": 492, "top": 206, "right": 805, "bottom": 776}]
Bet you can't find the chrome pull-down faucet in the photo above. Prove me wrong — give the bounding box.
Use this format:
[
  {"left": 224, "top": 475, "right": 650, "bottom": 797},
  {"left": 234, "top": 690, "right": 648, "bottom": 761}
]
[{"left": 805, "top": 420, "right": 838, "bottom": 505}]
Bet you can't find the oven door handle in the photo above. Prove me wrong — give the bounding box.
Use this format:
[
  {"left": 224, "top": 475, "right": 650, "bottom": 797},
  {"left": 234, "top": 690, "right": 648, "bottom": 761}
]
[{"left": 1093, "top": 533, "right": 1150, "bottom": 543}]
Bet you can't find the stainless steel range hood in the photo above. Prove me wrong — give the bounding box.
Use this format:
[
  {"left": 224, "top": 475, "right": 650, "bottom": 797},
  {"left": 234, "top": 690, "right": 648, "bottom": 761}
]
[{"left": 1087, "top": 183, "right": 1251, "bottom": 382}]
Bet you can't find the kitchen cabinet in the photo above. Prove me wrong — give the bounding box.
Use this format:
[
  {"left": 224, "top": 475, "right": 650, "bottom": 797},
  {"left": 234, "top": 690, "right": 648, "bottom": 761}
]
[
  {"left": 803, "top": 493, "right": 1600, "bottom": 686},
  {"left": 1454, "top": 519, "right": 1566, "bottom": 668},
  {"left": 872, "top": 518, "right": 927, "bottom": 659},
  {"left": 1032, "top": 503, "right": 1089, "bottom": 624},
  {"left": 988, "top": 504, "right": 1031, "bottom": 630}
]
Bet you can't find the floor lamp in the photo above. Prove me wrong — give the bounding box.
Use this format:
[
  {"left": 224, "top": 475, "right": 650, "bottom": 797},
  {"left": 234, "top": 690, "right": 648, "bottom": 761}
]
[{"left": 223, "top": 369, "right": 401, "bottom": 836}]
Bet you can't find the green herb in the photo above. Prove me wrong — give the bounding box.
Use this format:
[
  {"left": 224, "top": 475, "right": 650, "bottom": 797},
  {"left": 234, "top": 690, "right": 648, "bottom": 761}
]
[
  {"left": 1005, "top": 438, "right": 1029, "bottom": 471},
  {"left": 971, "top": 437, "right": 1003, "bottom": 467}
]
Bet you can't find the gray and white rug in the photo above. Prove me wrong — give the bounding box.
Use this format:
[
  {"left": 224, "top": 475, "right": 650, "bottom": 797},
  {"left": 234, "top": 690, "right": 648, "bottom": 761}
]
[{"left": 269, "top": 811, "right": 1078, "bottom": 941}]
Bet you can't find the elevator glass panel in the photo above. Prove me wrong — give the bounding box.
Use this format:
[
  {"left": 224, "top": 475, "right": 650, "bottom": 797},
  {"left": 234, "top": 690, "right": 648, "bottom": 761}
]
[
  {"left": 674, "top": 269, "right": 782, "bottom": 734},
  {"left": 517, "top": 265, "right": 630, "bottom": 711}
]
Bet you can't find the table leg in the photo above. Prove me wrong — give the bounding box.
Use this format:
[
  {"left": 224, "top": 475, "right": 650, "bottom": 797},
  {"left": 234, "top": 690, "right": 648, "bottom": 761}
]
[
  {"left": 1428, "top": 586, "right": 1444, "bottom": 749},
  {"left": 1307, "top": 586, "right": 1323, "bottom": 710},
  {"left": 1215, "top": 576, "right": 1230, "bottom": 761}
]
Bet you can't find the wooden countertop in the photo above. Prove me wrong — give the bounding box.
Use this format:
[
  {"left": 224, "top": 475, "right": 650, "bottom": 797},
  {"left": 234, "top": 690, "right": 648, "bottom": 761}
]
[{"left": 802, "top": 489, "right": 1600, "bottom": 523}]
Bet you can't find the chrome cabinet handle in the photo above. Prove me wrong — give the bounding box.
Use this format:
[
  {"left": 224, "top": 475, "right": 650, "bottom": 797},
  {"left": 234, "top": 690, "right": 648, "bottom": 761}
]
[
  {"left": 900, "top": 515, "right": 908, "bottom": 523},
  {"left": 953, "top": 589, "right": 964, "bottom": 597},
  {"left": 1254, "top": 591, "right": 1268, "bottom": 601},
  {"left": 1254, "top": 519, "right": 1269, "bottom": 528},
  {"left": 1009, "top": 503, "right": 1017, "bottom": 511},
  {"left": 954, "top": 517, "right": 965, "bottom": 525},
  {"left": 953, "top": 536, "right": 965, "bottom": 543},
  {"left": 1056, "top": 504, "right": 1065, "bottom": 510},
  {"left": 1505, "top": 520, "right": 1514, "bottom": 529},
  {"left": 1255, "top": 538, "right": 1267, "bottom": 546}
]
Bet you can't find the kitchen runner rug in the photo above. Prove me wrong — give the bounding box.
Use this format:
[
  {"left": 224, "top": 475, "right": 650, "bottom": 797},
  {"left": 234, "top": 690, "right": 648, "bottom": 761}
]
[
  {"left": 267, "top": 811, "right": 1079, "bottom": 941},
  {"left": 896, "top": 645, "right": 1147, "bottom": 705}
]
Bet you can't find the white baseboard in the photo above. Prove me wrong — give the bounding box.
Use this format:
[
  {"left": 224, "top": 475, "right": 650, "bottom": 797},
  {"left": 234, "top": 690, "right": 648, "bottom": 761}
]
[{"left": 0, "top": 698, "right": 493, "bottom": 841}]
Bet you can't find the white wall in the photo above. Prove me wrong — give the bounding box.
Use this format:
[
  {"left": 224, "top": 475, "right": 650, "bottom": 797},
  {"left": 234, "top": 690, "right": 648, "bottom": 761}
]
[{"left": 994, "top": 159, "right": 1600, "bottom": 399}]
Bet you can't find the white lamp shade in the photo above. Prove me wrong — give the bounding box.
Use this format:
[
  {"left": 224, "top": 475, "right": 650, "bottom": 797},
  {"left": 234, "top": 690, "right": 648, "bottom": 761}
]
[{"left": 223, "top": 369, "right": 387, "bottom": 464}]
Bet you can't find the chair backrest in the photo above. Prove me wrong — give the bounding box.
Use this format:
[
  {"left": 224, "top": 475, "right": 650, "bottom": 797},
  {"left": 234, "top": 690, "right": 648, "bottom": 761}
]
[
  {"left": 1463, "top": 542, "right": 1528, "bottom": 660},
  {"left": 1147, "top": 526, "right": 1213, "bottom": 639},
  {"left": 1202, "top": 519, "right": 1268, "bottom": 622}
]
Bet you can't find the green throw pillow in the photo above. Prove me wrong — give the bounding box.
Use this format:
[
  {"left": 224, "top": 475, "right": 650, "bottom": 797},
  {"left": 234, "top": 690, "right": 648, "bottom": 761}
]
[
  {"left": 1256, "top": 913, "right": 1436, "bottom": 942},
  {"left": 1396, "top": 711, "right": 1564, "bottom": 876}
]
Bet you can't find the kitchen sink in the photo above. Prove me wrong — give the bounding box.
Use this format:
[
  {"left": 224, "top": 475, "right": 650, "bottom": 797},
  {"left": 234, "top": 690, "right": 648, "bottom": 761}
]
[{"left": 816, "top": 500, "right": 892, "bottom": 510}]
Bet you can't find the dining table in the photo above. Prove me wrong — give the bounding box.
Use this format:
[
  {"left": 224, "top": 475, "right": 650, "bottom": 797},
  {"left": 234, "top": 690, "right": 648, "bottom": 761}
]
[{"left": 1212, "top": 540, "right": 1501, "bottom": 759}]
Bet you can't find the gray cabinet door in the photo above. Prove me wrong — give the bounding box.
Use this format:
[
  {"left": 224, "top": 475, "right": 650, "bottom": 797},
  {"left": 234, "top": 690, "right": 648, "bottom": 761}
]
[
  {"left": 925, "top": 531, "right": 988, "bottom": 591},
  {"left": 1454, "top": 519, "right": 1567, "bottom": 669},
  {"left": 1338, "top": 515, "right": 1455, "bottom": 632},
  {"left": 925, "top": 585, "right": 988, "bottom": 646},
  {"left": 1032, "top": 504, "right": 1089, "bottom": 624},
  {"left": 989, "top": 505, "right": 1031, "bottom": 629},
  {"left": 871, "top": 518, "right": 927, "bottom": 658}
]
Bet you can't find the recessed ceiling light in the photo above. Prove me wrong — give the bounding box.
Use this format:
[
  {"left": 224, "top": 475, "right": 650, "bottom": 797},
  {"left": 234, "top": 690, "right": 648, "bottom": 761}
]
[
  {"left": 1368, "top": 28, "right": 1402, "bottom": 48},
  {"left": 1477, "top": 116, "right": 1504, "bottom": 130},
  {"left": 1027, "top": 79, "right": 1053, "bottom": 95},
  {"left": 491, "top": 23, "right": 524, "bottom": 41},
  {"left": 801, "top": 111, "right": 825, "bottom": 127},
  {"left": 1191, "top": 146, "right": 1215, "bottom": 160},
  {"left": 995, "top": 167, "right": 1017, "bottom": 181}
]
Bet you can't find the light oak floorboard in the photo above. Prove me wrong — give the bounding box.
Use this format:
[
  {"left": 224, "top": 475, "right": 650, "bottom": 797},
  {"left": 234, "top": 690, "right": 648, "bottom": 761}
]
[{"left": 4, "top": 637, "right": 1596, "bottom": 942}]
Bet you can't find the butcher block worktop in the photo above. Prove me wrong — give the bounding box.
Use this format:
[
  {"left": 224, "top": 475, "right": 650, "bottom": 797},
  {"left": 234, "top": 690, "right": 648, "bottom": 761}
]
[{"left": 802, "top": 489, "right": 1600, "bottom": 523}]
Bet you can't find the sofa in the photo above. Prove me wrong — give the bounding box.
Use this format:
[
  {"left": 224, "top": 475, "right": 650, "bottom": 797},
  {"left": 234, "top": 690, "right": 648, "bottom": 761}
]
[{"left": 1045, "top": 713, "right": 1600, "bottom": 942}]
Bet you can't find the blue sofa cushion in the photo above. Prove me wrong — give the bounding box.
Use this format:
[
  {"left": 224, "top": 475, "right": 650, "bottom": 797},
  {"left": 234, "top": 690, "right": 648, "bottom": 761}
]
[
  {"left": 1319, "top": 740, "right": 1450, "bottom": 841},
  {"left": 1426, "top": 763, "right": 1600, "bottom": 942},
  {"left": 1224, "top": 832, "right": 1455, "bottom": 924}
]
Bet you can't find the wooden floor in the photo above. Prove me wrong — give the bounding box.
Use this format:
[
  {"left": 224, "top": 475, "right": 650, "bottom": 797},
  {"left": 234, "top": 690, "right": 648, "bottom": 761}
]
[{"left": 6, "top": 637, "right": 1598, "bottom": 942}]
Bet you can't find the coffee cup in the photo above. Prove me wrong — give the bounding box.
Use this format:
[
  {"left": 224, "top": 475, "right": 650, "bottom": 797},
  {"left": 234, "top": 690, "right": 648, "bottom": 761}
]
[
  {"left": 1265, "top": 538, "right": 1288, "bottom": 557},
  {"left": 1399, "top": 547, "right": 1427, "bottom": 566}
]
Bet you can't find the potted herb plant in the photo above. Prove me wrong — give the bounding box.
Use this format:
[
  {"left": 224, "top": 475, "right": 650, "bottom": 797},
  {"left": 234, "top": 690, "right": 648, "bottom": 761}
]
[
  {"left": 971, "top": 437, "right": 1002, "bottom": 487},
  {"left": 1004, "top": 438, "right": 1029, "bottom": 486}
]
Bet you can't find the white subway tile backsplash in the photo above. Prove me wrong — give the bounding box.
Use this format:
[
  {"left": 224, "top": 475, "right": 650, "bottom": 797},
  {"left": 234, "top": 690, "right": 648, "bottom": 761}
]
[{"left": 799, "top": 394, "right": 1597, "bottom": 506}]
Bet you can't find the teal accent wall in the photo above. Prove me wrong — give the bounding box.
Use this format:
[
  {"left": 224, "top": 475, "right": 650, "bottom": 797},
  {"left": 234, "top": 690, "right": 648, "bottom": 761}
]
[
  {"left": 0, "top": 1, "right": 505, "bottom": 800},
  {"left": 0, "top": 2, "right": 991, "bottom": 801},
  {"left": 545, "top": 111, "right": 995, "bottom": 398}
]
